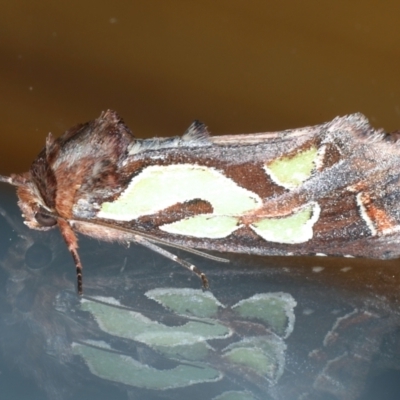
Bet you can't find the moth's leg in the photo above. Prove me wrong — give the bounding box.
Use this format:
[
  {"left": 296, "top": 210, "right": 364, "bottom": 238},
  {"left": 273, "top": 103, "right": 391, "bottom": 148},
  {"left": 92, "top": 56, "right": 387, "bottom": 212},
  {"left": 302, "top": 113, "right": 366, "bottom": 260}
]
[
  {"left": 70, "top": 247, "right": 83, "bottom": 295},
  {"left": 134, "top": 235, "right": 209, "bottom": 289},
  {"left": 58, "top": 219, "right": 83, "bottom": 295}
]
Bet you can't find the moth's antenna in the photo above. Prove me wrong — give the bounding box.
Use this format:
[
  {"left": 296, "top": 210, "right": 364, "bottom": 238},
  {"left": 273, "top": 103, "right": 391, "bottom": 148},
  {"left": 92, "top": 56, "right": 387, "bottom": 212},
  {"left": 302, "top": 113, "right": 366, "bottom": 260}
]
[
  {"left": 0, "top": 175, "right": 25, "bottom": 187},
  {"left": 0, "top": 175, "right": 13, "bottom": 184}
]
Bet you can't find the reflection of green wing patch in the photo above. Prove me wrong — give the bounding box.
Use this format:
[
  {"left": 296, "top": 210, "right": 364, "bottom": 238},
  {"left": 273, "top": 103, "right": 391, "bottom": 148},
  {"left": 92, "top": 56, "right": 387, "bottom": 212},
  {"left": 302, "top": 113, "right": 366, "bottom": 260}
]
[
  {"left": 222, "top": 336, "right": 286, "bottom": 383},
  {"left": 146, "top": 288, "right": 225, "bottom": 318},
  {"left": 152, "top": 341, "right": 212, "bottom": 361},
  {"left": 78, "top": 289, "right": 296, "bottom": 391},
  {"left": 81, "top": 297, "right": 231, "bottom": 347},
  {"left": 232, "top": 293, "right": 296, "bottom": 338},
  {"left": 213, "top": 390, "right": 259, "bottom": 400},
  {"left": 72, "top": 341, "right": 221, "bottom": 389}
]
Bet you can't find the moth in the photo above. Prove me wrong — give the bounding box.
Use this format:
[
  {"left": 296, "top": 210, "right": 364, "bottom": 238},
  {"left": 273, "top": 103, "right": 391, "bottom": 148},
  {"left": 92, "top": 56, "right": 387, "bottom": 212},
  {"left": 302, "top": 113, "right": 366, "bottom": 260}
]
[{"left": 1, "top": 110, "right": 400, "bottom": 294}]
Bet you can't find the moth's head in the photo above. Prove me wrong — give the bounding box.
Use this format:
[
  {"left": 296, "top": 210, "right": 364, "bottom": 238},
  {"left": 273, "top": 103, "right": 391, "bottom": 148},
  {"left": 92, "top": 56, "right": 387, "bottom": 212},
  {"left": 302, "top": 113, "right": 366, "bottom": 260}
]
[{"left": 0, "top": 173, "right": 58, "bottom": 231}]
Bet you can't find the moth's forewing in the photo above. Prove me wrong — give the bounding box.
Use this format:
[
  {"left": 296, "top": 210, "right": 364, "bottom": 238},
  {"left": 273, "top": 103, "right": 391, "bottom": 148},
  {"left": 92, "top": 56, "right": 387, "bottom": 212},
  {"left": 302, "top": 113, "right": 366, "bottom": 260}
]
[{"left": 71, "top": 113, "right": 400, "bottom": 259}]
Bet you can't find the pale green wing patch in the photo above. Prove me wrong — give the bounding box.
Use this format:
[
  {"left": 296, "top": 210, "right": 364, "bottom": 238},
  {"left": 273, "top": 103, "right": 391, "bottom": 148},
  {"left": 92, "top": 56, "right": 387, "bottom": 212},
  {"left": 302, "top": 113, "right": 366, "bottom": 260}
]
[
  {"left": 72, "top": 341, "right": 221, "bottom": 389},
  {"left": 250, "top": 202, "right": 320, "bottom": 244},
  {"left": 98, "top": 164, "right": 261, "bottom": 221},
  {"left": 232, "top": 293, "right": 296, "bottom": 338},
  {"left": 160, "top": 214, "right": 241, "bottom": 238},
  {"left": 264, "top": 145, "right": 318, "bottom": 189}
]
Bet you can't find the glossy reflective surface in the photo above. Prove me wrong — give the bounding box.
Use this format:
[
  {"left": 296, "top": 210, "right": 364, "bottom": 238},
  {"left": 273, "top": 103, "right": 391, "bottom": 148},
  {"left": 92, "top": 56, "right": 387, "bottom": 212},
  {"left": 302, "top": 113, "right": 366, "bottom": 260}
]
[{"left": 1, "top": 186, "right": 400, "bottom": 400}]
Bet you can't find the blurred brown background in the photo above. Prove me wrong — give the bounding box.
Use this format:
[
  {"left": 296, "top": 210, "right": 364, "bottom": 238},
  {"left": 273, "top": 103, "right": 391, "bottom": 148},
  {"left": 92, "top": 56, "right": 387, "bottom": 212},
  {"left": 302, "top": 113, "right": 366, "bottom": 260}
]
[{"left": 1, "top": 1, "right": 400, "bottom": 174}]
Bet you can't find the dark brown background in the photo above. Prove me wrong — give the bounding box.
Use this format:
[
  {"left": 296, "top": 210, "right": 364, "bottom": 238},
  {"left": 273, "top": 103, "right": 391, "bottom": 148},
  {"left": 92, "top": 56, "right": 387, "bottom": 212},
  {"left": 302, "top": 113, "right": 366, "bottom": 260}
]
[{"left": 1, "top": 1, "right": 400, "bottom": 174}]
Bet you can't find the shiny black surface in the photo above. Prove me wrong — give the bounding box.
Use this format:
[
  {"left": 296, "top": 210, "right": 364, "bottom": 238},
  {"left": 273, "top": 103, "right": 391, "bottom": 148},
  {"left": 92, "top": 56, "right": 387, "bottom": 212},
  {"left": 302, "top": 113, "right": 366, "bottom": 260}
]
[{"left": 0, "top": 185, "right": 400, "bottom": 400}]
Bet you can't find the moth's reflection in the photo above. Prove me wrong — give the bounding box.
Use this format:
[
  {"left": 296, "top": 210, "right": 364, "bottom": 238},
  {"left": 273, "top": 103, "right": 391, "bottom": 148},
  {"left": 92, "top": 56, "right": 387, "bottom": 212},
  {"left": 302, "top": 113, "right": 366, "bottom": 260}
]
[{"left": 1, "top": 202, "right": 400, "bottom": 400}]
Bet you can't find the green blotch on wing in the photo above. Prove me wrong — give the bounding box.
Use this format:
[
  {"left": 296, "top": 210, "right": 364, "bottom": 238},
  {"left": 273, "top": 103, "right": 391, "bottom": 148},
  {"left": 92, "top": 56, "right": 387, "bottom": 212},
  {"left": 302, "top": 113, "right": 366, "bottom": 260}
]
[
  {"left": 160, "top": 214, "right": 240, "bottom": 238},
  {"left": 146, "top": 288, "right": 224, "bottom": 318},
  {"left": 72, "top": 342, "right": 221, "bottom": 389},
  {"left": 232, "top": 293, "right": 296, "bottom": 338},
  {"left": 98, "top": 164, "right": 261, "bottom": 221},
  {"left": 265, "top": 146, "right": 318, "bottom": 188},
  {"left": 250, "top": 202, "right": 320, "bottom": 244}
]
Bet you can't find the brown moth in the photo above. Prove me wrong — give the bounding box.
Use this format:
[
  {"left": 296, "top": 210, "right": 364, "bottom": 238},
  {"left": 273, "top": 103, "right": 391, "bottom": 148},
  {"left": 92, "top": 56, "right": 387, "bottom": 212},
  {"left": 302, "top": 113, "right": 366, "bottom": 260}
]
[{"left": 1, "top": 110, "right": 400, "bottom": 294}]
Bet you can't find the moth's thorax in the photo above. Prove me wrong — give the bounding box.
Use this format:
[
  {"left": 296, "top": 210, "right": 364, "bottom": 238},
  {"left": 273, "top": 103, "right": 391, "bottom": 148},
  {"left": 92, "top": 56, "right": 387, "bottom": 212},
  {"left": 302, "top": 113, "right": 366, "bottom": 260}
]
[{"left": 21, "top": 110, "right": 137, "bottom": 224}]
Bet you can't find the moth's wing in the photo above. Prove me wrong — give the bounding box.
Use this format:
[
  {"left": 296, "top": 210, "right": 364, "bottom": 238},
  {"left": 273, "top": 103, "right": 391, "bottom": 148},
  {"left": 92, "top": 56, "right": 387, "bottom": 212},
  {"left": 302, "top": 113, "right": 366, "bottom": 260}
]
[
  {"left": 72, "top": 113, "right": 400, "bottom": 260},
  {"left": 214, "top": 113, "right": 400, "bottom": 259}
]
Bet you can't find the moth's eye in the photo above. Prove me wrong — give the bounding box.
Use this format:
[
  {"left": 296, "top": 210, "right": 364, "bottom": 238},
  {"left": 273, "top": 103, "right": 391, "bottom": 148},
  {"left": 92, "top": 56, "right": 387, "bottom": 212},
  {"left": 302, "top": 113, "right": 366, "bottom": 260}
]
[
  {"left": 25, "top": 243, "right": 53, "bottom": 269},
  {"left": 34, "top": 212, "right": 57, "bottom": 227}
]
